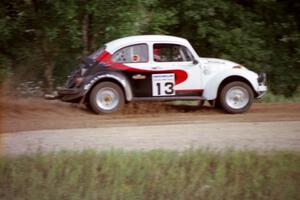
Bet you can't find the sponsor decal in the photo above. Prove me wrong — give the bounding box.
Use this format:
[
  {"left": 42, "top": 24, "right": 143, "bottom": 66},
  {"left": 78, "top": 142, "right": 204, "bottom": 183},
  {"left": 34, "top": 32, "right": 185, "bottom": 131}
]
[
  {"left": 152, "top": 73, "right": 175, "bottom": 96},
  {"left": 132, "top": 74, "right": 146, "bottom": 80},
  {"left": 132, "top": 55, "right": 140, "bottom": 62}
]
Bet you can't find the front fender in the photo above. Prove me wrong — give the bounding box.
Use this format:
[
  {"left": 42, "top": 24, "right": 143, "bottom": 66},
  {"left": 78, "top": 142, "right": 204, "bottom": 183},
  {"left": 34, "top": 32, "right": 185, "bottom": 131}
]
[
  {"left": 203, "top": 69, "right": 259, "bottom": 100},
  {"left": 83, "top": 72, "right": 133, "bottom": 101}
]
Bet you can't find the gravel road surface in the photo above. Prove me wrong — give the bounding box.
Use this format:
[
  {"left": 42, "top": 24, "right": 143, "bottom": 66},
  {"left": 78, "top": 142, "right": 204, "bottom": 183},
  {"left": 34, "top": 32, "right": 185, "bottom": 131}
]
[
  {"left": 1, "top": 98, "right": 300, "bottom": 154},
  {"left": 2, "top": 121, "right": 300, "bottom": 155}
]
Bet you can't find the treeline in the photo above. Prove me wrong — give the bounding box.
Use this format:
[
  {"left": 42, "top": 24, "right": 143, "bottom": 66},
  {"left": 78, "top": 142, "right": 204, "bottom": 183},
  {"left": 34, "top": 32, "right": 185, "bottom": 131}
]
[{"left": 0, "top": 0, "right": 299, "bottom": 96}]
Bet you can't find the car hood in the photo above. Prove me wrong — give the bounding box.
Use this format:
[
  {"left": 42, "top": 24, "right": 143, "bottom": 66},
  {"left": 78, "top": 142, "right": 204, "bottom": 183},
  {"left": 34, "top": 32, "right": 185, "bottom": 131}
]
[{"left": 201, "top": 57, "right": 247, "bottom": 70}]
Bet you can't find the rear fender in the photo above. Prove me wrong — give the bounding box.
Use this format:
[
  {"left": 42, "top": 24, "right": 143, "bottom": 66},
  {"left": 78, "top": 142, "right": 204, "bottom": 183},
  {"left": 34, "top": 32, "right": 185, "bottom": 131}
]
[{"left": 83, "top": 72, "right": 133, "bottom": 101}]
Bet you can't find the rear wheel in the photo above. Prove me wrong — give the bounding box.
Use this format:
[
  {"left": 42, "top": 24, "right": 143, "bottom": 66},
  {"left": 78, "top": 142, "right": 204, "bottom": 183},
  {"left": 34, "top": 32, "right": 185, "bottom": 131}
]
[
  {"left": 220, "top": 81, "right": 254, "bottom": 114},
  {"left": 89, "top": 82, "right": 125, "bottom": 114}
]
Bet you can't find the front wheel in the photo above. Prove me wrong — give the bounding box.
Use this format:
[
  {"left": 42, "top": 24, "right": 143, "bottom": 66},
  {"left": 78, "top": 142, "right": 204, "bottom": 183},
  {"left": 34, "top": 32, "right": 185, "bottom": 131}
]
[
  {"left": 219, "top": 81, "right": 254, "bottom": 114},
  {"left": 89, "top": 82, "right": 125, "bottom": 114}
]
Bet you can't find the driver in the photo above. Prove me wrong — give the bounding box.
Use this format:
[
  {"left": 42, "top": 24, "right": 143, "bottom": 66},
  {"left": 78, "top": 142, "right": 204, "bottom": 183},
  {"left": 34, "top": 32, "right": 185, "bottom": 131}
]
[{"left": 154, "top": 48, "right": 161, "bottom": 62}]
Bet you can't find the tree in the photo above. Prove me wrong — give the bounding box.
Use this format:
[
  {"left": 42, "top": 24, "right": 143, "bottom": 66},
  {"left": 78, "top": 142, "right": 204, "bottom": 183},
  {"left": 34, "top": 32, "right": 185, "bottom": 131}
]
[
  {"left": 0, "top": 0, "right": 299, "bottom": 96},
  {"left": 151, "top": 0, "right": 300, "bottom": 96}
]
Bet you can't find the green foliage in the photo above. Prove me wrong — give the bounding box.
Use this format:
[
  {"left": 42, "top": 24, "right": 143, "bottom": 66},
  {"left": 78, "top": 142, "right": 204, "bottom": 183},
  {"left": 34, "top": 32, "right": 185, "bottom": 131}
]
[
  {"left": 261, "top": 90, "right": 300, "bottom": 103},
  {"left": 0, "top": 0, "right": 299, "bottom": 96},
  {"left": 0, "top": 55, "right": 11, "bottom": 84},
  {"left": 153, "top": 0, "right": 300, "bottom": 96},
  {"left": 0, "top": 149, "right": 300, "bottom": 199}
]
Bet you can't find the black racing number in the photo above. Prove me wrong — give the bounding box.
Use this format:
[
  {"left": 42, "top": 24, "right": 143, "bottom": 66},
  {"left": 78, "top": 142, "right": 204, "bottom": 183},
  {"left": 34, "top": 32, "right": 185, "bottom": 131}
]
[
  {"left": 156, "top": 82, "right": 174, "bottom": 95},
  {"left": 156, "top": 82, "right": 161, "bottom": 96},
  {"left": 164, "top": 82, "right": 174, "bottom": 94}
]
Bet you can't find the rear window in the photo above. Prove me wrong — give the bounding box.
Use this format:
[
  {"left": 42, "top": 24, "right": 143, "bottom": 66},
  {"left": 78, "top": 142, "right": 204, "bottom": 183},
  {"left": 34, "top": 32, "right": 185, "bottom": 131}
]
[{"left": 112, "top": 44, "right": 148, "bottom": 63}]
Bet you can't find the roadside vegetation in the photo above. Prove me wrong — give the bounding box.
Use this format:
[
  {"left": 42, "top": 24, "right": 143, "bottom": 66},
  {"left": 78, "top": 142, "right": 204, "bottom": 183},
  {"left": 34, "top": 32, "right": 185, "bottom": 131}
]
[
  {"left": 1, "top": 0, "right": 300, "bottom": 98},
  {"left": 261, "top": 91, "right": 300, "bottom": 103},
  {"left": 1, "top": 149, "right": 299, "bottom": 200}
]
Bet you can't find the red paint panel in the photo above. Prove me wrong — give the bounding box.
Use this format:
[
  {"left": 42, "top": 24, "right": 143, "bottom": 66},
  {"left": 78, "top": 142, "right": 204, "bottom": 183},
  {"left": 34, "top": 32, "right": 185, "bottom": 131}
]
[
  {"left": 96, "top": 51, "right": 111, "bottom": 63},
  {"left": 96, "top": 50, "right": 188, "bottom": 85}
]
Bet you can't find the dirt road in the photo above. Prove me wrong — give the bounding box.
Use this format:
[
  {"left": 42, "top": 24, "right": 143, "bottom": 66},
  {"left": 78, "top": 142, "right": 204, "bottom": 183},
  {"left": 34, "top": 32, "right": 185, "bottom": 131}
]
[{"left": 1, "top": 97, "right": 300, "bottom": 154}]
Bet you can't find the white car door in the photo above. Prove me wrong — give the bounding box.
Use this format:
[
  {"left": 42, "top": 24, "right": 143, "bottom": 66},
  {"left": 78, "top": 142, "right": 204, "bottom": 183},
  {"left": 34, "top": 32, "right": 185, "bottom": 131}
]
[{"left": 149, "top": 43, "right": 203, "bottom": 97}]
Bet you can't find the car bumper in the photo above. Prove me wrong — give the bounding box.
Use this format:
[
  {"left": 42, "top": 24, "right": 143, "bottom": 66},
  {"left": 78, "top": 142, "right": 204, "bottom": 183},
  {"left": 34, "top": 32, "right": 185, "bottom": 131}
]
[
  {"left": 256, "top": 85, "right": 267, "bottom": 98},
  {"left": 255, "top": 72, "right": 267, "bottom": 98},
  {"left": 57, "top": 87, "right": 85, "bottom": 102}
]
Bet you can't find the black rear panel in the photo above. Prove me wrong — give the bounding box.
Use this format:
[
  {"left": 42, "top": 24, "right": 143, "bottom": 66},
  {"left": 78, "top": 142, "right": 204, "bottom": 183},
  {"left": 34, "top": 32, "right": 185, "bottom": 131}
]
[{"left": 125, "top": 72, "right": 152, "bottom": 97}]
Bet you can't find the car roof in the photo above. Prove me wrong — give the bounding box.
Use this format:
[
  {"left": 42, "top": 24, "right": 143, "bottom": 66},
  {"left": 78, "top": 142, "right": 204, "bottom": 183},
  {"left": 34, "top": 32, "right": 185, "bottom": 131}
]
[{"left": 105, "top": 35, "right": 190, "bottom": 53}]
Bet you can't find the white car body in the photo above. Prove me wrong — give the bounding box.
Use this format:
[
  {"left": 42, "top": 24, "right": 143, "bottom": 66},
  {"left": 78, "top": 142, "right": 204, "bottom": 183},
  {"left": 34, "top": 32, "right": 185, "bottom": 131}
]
[
  {"left": 58, "top": 35, "right": 267, "bottom": 114},
  {"left": 103, "top": 35, "right": 267, "bottom": 100}
]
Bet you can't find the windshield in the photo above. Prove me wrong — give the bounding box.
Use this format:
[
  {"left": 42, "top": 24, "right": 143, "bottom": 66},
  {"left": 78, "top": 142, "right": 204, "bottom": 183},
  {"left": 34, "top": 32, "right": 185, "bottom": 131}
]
[{"left": 88, "top": 45, "right": 106, "bottom": 60}]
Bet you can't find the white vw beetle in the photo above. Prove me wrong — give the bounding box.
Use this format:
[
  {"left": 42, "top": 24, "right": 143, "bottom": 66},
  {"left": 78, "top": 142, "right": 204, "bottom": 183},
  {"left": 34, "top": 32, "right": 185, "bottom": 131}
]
[{"left": 57, "top": 35, "right": 267, "bottom": 114}]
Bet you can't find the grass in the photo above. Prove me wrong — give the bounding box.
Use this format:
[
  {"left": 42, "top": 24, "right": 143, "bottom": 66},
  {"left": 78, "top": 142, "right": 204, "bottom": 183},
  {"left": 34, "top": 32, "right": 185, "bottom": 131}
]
[
  {"left": 260, "top": 91, "right": 300, "bottom": 103},
  {"left": 0, "top": 149, "right": 299, "bottom": 200}
]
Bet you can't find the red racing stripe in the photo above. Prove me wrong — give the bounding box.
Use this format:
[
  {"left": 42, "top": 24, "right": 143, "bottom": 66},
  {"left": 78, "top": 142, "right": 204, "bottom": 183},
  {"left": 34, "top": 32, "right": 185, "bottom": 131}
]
[{"left": 96, "top": 51, "right": 188, "bottom": 85}]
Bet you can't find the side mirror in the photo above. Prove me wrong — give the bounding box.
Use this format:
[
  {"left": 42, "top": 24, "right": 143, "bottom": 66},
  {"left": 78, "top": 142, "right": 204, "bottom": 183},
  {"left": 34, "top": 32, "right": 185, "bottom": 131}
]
[{"left": 193, "top": 59, "right": 199, "bottom": 65}]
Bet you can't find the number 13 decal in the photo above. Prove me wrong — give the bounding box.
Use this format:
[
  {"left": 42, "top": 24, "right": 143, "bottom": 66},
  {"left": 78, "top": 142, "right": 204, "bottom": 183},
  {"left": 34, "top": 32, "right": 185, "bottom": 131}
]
[
  {"left": 156, "top": 82, "right": 174, "bottom": 95},
  {"left": 152, "top": 74, "right": 175, "bottom": 96}
]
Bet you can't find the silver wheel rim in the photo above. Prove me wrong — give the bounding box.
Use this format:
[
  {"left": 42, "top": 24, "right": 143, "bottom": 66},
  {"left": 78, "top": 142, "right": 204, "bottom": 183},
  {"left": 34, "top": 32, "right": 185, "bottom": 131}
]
[
  {"left": 95, "top": 87, "right": 119, "bottom": 111},
  {"left": 225, "top": 86, "right": 249, "bottom": 109}
]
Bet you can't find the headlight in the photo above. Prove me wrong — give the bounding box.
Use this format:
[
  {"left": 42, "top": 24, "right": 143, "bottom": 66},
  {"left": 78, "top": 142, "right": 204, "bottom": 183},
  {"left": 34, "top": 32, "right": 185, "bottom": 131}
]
[{"left": 257, "top": 72, "right": 267, "bottom": 85}]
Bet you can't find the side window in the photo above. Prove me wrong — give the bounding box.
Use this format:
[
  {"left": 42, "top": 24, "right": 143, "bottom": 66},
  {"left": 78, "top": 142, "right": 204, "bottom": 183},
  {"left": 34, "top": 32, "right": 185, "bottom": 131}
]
[
  {"left": 153, "top": 44, "right": 193, "bottom": 62},
  {"left": 112, "top": 44, "right": 148, "bottom": 63}
]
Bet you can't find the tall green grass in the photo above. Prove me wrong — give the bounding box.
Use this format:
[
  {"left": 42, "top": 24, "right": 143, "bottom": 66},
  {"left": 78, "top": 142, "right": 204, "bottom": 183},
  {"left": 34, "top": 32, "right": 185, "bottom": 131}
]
[
  {"left": 260, "top": 91, "right": 300, "bottom": 103},
  {"left": 0, "top": 149, "right": 299, "bottom": 200}
]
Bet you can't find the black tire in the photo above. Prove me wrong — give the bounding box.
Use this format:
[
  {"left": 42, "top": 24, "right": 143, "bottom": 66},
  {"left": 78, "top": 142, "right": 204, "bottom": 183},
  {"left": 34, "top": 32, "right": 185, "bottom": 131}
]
[
  {"left": 219, "top": 81, "right": 254, "bottom": 114},
  {"left": 89, "top": 82, "right": 125, "bottom": 114}
]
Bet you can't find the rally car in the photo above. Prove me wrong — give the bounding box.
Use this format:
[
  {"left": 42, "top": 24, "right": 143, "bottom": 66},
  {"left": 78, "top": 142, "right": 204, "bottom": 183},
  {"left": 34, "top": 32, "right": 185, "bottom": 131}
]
[{"left": 56, "top": 35, "right": 267, "bottom": 114}]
